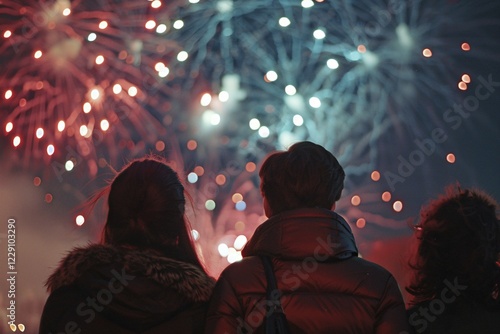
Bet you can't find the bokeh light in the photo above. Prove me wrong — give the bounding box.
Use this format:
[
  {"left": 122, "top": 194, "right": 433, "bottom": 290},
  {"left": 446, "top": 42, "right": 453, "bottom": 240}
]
[
  {"left": 187, "top": 140, "right": 198, "bottom": 150},
  {"left": 45, "top": 193, "right": 53, "bottom": 203},
  {"left": 245, "top": 162, "right": 256, "bottom": 173},
  {"left": 393, "top": 201, "right": 403, "bottom": 212},
  {"left": 234, "top": 235, "right": 248, "bottom": 250},
  {"left": 356, "top": 218, "right": 366, "bottom": 229},
  {"left": 371, "top": 171, "right": 381, "bottom": 181},
  {"left": 0, "top": 0, "right": 498, "bottom": 295},
  {"left": 232, "top": 193, "right": 243, "bottom": 203},
  {"left": 205, "top": 200, "right": 216, "bottom": 211},
  {"left": 33, "top": 177, "right": 42, "bottom": 186},
  {"left": 75, "top": 215, "right": 85, "bottom": 226}
]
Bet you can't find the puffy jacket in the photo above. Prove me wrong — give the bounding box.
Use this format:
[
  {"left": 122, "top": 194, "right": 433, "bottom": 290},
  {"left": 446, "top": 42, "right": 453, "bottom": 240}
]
[
  {"left": 205, "top": 208, "right": 410, "bottom": 333},
  {"left": 39, "top": 244, "right": 215, "bottom": 334}
]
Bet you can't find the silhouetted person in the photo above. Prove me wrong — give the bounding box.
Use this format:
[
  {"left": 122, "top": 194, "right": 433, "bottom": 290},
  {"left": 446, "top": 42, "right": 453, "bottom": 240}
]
[
  {"left": 205, "top": 141, "right": 410, "bottom": 333},
  {"left": 406, "top": 186, "right": 500, "bottom": 333},
  {"left": 40, "top": 157, "right": 214, "bottom": 334}
]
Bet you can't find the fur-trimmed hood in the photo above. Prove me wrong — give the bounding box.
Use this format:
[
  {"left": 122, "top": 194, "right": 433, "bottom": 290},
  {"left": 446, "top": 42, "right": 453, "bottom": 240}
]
[{"left": 46, "top": 244, "right": 215, "bottom": 303}]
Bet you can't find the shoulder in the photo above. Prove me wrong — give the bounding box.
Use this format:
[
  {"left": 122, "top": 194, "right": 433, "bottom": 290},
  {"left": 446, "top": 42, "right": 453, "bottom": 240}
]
[
  {"left": 46, "top": 243, "right": 122, "bottom": 292},
  {"left": 220, "top": 256, "right": 262, "bottom": 276},
  {"left": 46, "top": 244, "right": 215, "bottom": 302},
  {"left": 331, "top": 257, "right": 403, "bottom": 302},
  {"left": 337, "top": 256, "right": 397, "bottom": 282},
  {"left": 217, "top": 256, "right": 263, "bottom": 290},
  {"left": 220, "top": 256, "right": 396, "bottom": 284}
]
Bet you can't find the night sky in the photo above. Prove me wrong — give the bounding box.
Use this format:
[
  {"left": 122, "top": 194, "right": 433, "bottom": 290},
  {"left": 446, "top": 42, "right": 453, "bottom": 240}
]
[{"left": 1, "top": 1, "right": 500, "bottom": 332}]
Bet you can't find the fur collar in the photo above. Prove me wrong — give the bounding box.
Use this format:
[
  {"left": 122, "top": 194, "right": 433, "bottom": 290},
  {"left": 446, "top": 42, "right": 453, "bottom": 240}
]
[{"left": 46, "top": 244, "right": 215, "bottom": 303}]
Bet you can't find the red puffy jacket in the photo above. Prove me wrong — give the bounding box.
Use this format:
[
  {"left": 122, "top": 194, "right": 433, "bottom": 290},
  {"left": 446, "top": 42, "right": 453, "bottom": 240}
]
[{"left": 205, "top": 208, "right": 410, "bottom": 333}]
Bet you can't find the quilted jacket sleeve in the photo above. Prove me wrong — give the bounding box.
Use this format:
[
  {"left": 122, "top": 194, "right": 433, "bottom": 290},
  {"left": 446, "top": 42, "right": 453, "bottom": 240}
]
[
  {"left": 374, "top": 275, "right": 411, "bottom": 334},
  {"left": 204, "top": 272, "right": 246, "bottom": 334}
]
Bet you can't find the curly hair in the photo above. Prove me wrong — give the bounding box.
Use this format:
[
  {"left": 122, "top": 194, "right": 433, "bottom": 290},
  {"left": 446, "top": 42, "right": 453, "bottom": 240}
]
[{"left": 407, "top": 186, "right": 500, "bottom": 306}]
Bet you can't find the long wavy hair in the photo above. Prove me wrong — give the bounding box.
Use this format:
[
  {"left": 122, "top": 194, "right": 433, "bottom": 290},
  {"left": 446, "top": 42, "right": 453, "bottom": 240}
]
[
  {"left": 90, "top": 156, "right": 206, "bottom": 273},
  {"left": 407, "top": 186, "right": 500, "bottom": 306}
]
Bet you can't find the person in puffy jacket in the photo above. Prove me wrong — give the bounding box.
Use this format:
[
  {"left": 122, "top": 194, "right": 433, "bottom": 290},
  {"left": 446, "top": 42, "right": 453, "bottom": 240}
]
[
  {"left": 205, "top": 141, "right": 410, "bottom": 334},
  {"left": 406, "top": 186, "right": 500, "bottom": 333},
  {"left": 40, "top": 157, "right": 215, "bottom": 334}
]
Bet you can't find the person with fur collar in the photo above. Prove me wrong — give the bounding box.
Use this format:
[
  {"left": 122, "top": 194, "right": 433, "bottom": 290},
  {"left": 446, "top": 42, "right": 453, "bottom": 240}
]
[{"left": 40, "top": 157, "right": 215, "bottom": 334}]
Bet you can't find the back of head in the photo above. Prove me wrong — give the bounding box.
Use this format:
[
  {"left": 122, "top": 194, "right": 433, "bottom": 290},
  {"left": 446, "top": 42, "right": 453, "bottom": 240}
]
[
  {"left": 259, "top": 141, "right": 345, "bottom": 215},
  {"left": 407, "top": 186, "right": 500, "bottom": 305},
  {"left": 103, "top": 157, "right": 201, "bottom": 267}
]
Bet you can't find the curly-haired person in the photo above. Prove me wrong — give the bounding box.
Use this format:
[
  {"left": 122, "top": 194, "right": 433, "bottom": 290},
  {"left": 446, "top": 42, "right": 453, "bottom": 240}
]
[{"left": 407, "top": 186, "right": 500, "bottom": 333}]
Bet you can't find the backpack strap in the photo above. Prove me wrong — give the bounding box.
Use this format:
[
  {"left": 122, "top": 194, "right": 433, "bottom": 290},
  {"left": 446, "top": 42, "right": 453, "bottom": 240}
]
[{"left": 260, "top": 256, "right": 291, "bottom": 334}]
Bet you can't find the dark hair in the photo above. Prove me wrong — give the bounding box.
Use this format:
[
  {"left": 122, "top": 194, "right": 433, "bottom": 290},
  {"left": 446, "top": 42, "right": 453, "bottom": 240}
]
[
  {"left": 99, "top": 156, "right": 205, "bottom": 271},
  {"left": 259, "top": 141, "right": 345, "bottom": 215},
  {"left": 407, "top": 186, "right": 500, "bottom": 306}
]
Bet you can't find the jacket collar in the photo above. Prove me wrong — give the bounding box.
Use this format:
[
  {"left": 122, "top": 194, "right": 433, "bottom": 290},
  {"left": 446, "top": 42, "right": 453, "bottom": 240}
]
[
  {"left": 46, "top": 244, "right": 215, "bottom": 303},
  {"left": 242, "top": 208, "right": 358, "bottom": 260}
]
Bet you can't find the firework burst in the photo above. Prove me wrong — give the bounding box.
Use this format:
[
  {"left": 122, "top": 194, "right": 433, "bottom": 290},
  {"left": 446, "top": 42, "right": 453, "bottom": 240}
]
[
  {"left": 156, "top": 0, "right": 500, "bottom": 248},
  {"left": 1, "top": 0, "right": 498, "bottom": 260},
  {"left": 163, "top": 0, "right": 496, "bottom": 169},
  {"left": 0, "top": 0, "right": 183, "bottom": 177}
]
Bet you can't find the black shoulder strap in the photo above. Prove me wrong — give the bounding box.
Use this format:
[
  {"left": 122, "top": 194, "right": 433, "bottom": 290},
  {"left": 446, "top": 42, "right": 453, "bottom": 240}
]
[
  {"left": 260, "top": 256, "right": 291, "bottom": 334},
  {"left": 261, "top": 256, "right": 279, "bottom": 298}
]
